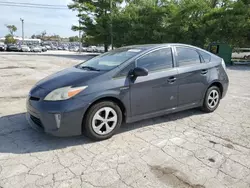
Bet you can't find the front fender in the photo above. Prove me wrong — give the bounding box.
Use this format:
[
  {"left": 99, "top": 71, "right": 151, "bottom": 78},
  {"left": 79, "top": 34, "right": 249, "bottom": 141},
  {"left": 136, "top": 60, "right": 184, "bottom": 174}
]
[{"left": 76, "top": 89, "right": 131, "bottom": 119}]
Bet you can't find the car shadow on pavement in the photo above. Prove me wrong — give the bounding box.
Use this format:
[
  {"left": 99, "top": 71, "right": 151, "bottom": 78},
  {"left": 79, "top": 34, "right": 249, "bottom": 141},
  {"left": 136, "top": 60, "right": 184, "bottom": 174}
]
[{"left": 0, "top": 109, "right": 202, "bottom": 154}]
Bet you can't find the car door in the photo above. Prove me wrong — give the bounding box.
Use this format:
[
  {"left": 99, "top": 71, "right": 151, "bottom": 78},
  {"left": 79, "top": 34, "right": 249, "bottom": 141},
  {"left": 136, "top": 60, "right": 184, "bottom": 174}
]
[
  {"left": 130, "top": 47, "right": 178, "bottom": 117},
  {"left": 174, "top": 46, "right": 210, "bottom": 107}
]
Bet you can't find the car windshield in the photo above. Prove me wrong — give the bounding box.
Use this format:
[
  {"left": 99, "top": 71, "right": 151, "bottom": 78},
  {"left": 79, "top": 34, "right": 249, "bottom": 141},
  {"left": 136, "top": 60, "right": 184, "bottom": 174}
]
[{"left": 77, "top": 48, "right": 142, "bottom": 71}]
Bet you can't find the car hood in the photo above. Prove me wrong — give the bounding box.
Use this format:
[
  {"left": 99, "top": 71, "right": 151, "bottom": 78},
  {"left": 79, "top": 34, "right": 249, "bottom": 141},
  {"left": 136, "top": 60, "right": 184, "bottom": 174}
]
[{"left": 32, "top": 67, "right": 104, "bottom": 96}]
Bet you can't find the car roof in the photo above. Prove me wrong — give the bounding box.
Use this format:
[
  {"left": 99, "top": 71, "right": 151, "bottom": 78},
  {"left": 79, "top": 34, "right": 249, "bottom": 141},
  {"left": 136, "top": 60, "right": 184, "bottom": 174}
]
[
  {"left": 122, "top": 43, "right": 214, "bottom": 55},
  {"left": 122, "top": 43, "right": 200, "bottom": 50}
]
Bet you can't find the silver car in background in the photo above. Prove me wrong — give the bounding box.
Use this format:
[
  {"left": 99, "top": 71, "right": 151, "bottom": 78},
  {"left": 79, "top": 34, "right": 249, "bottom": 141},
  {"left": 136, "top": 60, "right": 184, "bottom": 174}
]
[
  {"left": 30, "top": 46, "right": 42, "bottom": 52},
  {"left": 20, "top": 45, "right": 31, "bottom": 52}
]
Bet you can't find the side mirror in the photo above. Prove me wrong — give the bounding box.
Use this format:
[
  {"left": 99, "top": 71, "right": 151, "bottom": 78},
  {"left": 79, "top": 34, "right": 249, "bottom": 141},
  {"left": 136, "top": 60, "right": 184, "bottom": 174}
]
[{"left": 129, "top": 67, "right": 148, "bottom": 77}]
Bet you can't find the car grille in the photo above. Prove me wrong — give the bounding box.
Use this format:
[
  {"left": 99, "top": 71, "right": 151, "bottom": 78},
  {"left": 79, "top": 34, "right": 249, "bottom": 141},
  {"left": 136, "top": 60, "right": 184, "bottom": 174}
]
[
  {"left": 30, "top": 115, "right": 44, "bottom": 129},
  {"left": 30, "top": 96, "right": 40, "bottom": 101}
]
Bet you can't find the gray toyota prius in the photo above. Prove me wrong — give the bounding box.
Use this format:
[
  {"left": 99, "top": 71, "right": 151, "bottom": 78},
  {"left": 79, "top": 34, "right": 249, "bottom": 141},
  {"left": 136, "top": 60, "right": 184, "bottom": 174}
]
[{"left": 27, "top": 43, "right": 229, "bottom": 140}]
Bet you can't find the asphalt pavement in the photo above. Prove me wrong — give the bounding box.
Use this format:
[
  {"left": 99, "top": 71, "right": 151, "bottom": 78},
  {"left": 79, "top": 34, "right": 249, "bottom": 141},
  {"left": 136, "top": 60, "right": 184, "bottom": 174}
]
[{"left": 0, "top": 52, "right": 250, "bottom": 188}]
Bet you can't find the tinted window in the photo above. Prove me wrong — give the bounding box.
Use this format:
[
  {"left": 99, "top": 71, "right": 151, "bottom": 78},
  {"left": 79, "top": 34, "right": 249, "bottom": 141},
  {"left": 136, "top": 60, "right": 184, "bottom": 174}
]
[
  {"left": 136, "top": 48, "right": 173, "bottom": 72},
  {"left": 176, "top": 47, "right": 201, "bottom": 66},
  {"left": 199, "top": 50, "right": 211, "bottom": 63},
  {"left": 115, "top": 62, "right": 135, "bottom": 77}
]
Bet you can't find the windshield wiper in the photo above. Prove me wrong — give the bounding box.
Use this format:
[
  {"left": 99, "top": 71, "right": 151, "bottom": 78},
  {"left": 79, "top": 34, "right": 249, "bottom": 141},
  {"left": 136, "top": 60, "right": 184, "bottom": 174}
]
[{"left": 79, "top": 66, "right": 100, "bottom": 71}]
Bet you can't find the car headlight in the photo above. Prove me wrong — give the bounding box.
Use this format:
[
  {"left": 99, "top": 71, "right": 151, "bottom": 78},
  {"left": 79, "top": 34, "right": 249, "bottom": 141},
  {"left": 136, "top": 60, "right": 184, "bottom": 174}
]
[{"left": 44, "top": 86, "right": 88, "bottom": 101}]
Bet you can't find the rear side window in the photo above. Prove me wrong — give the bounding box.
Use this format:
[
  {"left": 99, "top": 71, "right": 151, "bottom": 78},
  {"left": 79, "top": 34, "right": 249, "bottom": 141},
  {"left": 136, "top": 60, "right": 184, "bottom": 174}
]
[
  {"left": 199, "top": 50, "right": 211, "bottom": 63},
  {"left": 136, "top": 48, "right": 173, "bottom": 72},
  {"left": 176, "top": 47, "right": 201, "bottom": 67}
]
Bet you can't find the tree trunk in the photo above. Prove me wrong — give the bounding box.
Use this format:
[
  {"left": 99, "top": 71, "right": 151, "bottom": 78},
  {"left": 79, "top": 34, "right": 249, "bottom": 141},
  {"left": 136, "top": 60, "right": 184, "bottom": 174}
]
[{"left": 104, "top": 44, "right": 108, "bottom": 52}]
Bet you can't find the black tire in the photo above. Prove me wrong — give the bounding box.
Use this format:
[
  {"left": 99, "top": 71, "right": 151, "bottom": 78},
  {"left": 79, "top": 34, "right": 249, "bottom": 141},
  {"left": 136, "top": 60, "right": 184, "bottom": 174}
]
[
  {"left": 83, "top": 101, "right": 122, "bottom": 141},
  {"left": 201, "top": 86, "right": 221, "bottom": 113}
]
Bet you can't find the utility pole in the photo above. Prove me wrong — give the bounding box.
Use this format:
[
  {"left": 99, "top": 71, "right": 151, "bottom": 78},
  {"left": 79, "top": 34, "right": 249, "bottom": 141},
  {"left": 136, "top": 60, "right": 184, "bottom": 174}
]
[
  {"left": 78, "top": 11, "right": 82, "bottom": 54},
  {"left": 20, "top": 18, "right": 24, "bottom": 44},
  {"left": 110, "top": 0, "right": 113, "bottom": 50}
]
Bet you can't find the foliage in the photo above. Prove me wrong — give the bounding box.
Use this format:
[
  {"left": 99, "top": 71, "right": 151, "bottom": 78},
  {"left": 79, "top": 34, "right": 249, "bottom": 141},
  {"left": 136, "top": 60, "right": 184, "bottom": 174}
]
[
  {"left": 31, "top": 32, "right": 61, "bottom": 41},
  {"left": 4, "top": 34, "right": 16, "bottom": 44},
  {"left": 6, "top": 25, "right": 17, "bottom": 36},
  {"left": 69, "top": 35, "right": 80, "bottom": 42},
  {"left": 69, "top": 0, "right": 250, "bottom": 48},
  {"left": 68, "top": 0, "right": 123, "bottom": 51},
  {"left": 31, "top": 31, "right": 47, "bottom": 40}
]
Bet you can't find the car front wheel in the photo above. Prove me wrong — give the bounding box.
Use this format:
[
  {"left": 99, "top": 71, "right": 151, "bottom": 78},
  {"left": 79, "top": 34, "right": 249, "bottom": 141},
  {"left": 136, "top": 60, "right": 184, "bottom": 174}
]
[
  {"left": 83, "top": 101, "right": 122, "bottom": 140},
  {"left": 201, "top": 86, "right": 221, "bottom": 113}
]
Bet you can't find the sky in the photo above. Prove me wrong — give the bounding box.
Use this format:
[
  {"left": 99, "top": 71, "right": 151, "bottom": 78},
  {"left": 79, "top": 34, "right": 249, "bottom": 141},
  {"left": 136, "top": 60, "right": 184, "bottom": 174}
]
[{"left": 0, "top": 0, "right": 79, "bottom": 38}]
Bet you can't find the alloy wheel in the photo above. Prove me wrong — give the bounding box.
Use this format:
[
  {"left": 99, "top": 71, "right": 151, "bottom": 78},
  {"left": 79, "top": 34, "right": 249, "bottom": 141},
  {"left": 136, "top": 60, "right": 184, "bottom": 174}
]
[
  {"left": 92, "top": 107, "right": 118, "bottom": 135},
  {"left": 207, "top": 90, "right": 219, "bottom": 109}
]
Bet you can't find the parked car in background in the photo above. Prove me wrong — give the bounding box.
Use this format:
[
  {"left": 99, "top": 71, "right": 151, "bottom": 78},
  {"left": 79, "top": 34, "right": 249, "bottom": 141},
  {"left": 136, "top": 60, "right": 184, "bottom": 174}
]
[
  {"left": 27, "top": 43, "right": 229, "bottom": 140},
  {"left": 69, "top": 46, "right": 75, "bottom": 51},
  {"left": 82, "top": 47, "right": 87, "bottom": 52},
  {"left": 63, "top": 46, "right": 69, "bottom": 51},
  {"left": 0, "top": 43, "right": 5, "bottom": 51},
  {"left": 77, "top": 47, "right": 87, "bottom": 52},
  {"left": 74, "top": 47, "right": 79, "bottom": 52},
  {"left": 45, "top": 45, "right": 52, "bottom": 50},
  {"left": 96, "top": 46, "right": 105, "bottom": 53},
  {"left": 30, "top": 46, "right": 42, "bottom": 52},
  {"left": 41, "top": 46, "right": 47, "bottom": 52},
  {"left": 20, "top": 45, "right": 31, "bottom": 52},
  {"left": 6, "top": 44, "right": 20, "bottom": 52},
  {"left": 87, "top": 46, "right": 97, "bottom": 52},
  {"left": 51, "top": 46, "right": 58, "bottom": 50}
]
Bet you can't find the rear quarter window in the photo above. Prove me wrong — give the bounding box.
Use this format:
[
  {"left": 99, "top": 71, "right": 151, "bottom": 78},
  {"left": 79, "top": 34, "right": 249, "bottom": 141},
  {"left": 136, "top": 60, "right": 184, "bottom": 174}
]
[{"left": 199, "top": 50, "right": 211, "bottom": 63}]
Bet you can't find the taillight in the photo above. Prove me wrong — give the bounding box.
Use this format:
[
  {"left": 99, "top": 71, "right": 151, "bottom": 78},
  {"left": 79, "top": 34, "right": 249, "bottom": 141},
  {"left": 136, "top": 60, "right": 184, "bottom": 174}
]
[{"left": 221, "top": 59, "right": 226, "bottom": 71}]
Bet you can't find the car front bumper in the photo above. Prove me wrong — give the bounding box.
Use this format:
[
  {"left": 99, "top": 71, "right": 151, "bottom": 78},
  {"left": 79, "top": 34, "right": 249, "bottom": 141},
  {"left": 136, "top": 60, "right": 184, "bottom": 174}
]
[{"left": 26, "top": 97, "right": 90, "bottom": 137}]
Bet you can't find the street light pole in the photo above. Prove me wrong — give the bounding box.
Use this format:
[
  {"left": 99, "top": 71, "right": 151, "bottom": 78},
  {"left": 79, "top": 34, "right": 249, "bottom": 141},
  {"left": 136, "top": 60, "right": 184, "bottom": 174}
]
[
  {"left": 110, "top": 0, "right": 113, "bottom": 50},
  {"left": 78, "top": 11, "right": 82, "bottom": 54},
  {"left": 20, "top": 18, "right": 24, "bottom": 44}
]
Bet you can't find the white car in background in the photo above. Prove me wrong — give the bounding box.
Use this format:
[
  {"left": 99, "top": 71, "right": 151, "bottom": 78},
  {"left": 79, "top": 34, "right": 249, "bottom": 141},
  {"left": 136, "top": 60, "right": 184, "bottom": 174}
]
[
  {"left": 87, "top": 46, "right": 97, "bottom": 52},
  {"left": 45, "top": 45, "right": 52, "bottom": 50},
  {"left": 20, "top": 45, "right": 30, "bottom": 52},
  {"left": 96, "top": 46, "right": 105, "bottom": 53},
  {"left": 30, "top": 46, "right": 42, "bottom": 52}
]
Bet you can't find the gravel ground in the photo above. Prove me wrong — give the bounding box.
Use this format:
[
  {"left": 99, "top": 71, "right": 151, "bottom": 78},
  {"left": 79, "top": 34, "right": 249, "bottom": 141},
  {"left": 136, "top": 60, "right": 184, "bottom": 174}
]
[{"left": 0, "top": 53, "right": 250, "bottom": 188}]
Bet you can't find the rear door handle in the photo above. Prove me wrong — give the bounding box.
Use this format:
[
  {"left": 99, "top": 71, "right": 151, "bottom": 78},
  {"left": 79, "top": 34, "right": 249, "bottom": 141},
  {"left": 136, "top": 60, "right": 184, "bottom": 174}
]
[
  {"left": 167, "top": 76, "right": 176, "bottom": 83},
  {"left": 201, "top": 69, "right": 208, "bottom": 75}
]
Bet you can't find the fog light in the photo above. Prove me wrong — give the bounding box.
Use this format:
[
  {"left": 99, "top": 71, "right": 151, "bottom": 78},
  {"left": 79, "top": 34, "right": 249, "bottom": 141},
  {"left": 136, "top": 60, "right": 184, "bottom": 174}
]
[{"left": 55, "top": 114, "right": 61, "bottom": 129}]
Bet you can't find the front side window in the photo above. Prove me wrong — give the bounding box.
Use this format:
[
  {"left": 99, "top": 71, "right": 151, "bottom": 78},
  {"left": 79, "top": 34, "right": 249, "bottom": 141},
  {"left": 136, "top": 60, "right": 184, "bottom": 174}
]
[
  {"left": 176, "top": 47, "right": 201, "bottom": 67},
  {"left": 115, "top": 62, "right": 135, "bottom": 78},
  {"left": 77, "top": 48, "right": 142, "bottom": 71},
  {"left": 136, "top": 48, "right": 173, "bottom": 72}
]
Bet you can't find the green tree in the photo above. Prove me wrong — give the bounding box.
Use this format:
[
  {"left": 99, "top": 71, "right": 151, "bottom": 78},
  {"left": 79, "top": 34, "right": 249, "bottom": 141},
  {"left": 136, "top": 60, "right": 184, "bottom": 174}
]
[
  {"left": 31, "top": 31, "right": 47, "bottom": 40},
  {"left": 6, "top": 25, "right": 17, "bottom": 36},
  {"left": 4, "top": 34, "right": 16, "bottom": 44},
  {"left": 41, "top": 30, "right": 47, "bottom": 40},
  {"left": 68, "top": 0, "right": 123, "bottom": 51},
  {"left": 69, "top": 36, "right": 79, "bottom": 42},
  {"left": 69, "top": 0, "right": 250, "bottom": 49},
  {"left": 202, "top": 0, "right": 250, "bottom": 47}
]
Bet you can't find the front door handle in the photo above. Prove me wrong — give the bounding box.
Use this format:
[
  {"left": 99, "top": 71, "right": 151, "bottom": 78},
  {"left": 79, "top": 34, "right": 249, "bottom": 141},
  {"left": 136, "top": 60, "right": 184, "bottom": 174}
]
[
  {"left": 201, "top": 69, "right": 208, "bottom": 75},
  {"left": 167, "top": 76, "right": 176, "bottom": 83}
]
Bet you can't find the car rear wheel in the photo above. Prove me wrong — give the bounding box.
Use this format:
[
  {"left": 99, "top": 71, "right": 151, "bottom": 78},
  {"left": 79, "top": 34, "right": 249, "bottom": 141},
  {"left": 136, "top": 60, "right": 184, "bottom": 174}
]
[
  {"left": 83, "top": 101, "right": 122, "bottom": 140},
  {"left": 201, "top": 86, "right": 221, "bottom": 113}
]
